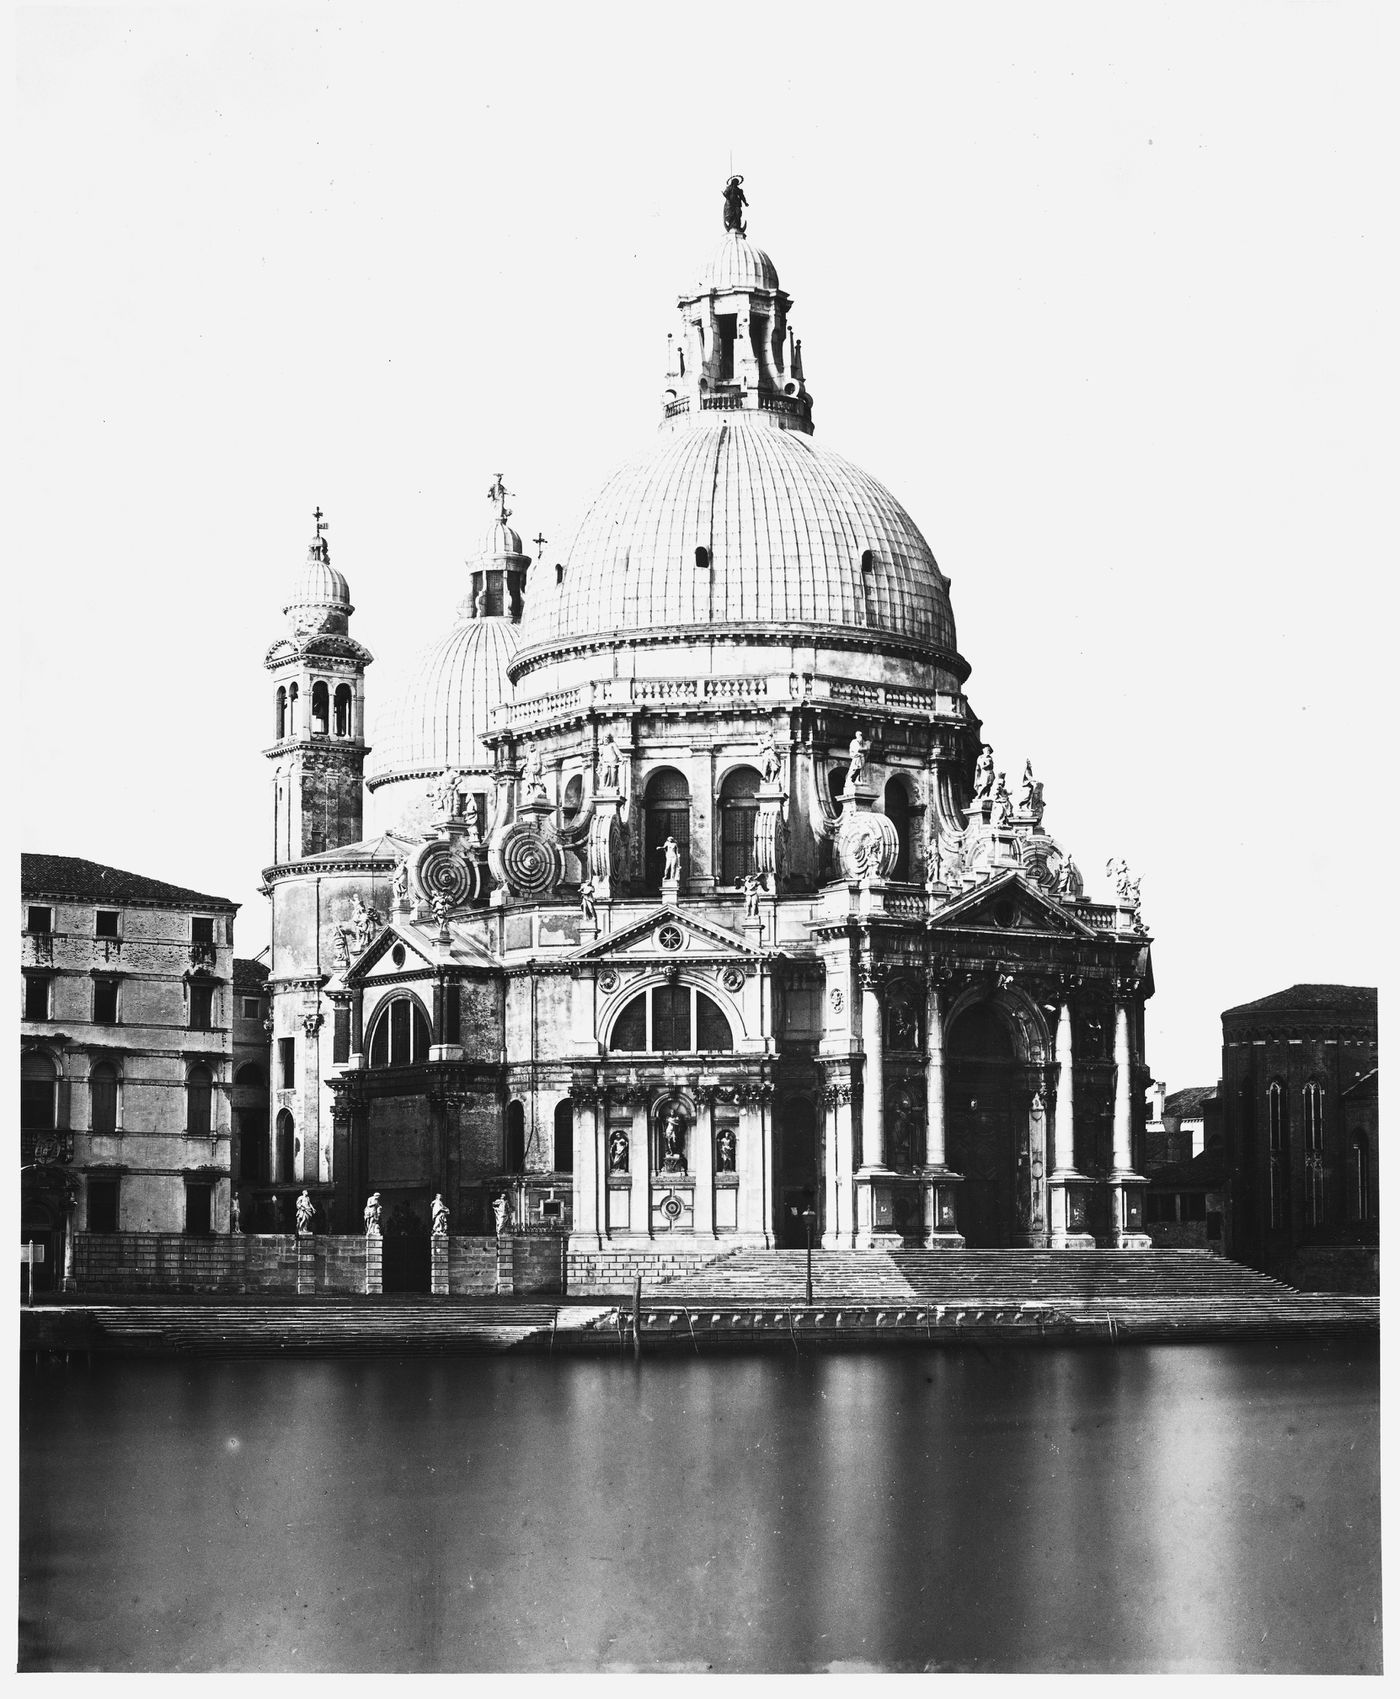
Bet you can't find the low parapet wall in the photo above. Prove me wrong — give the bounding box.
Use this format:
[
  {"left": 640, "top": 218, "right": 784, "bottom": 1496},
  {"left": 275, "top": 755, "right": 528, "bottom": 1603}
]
[{"left": 74, "top": 1233, "right": 382, "bottom": 1296}]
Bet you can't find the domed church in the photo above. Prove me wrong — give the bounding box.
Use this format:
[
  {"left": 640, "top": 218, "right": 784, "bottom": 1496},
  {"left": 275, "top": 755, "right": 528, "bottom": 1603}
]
[{"left": 258, "top": 181, "right": 1156, "bottom": 1288}]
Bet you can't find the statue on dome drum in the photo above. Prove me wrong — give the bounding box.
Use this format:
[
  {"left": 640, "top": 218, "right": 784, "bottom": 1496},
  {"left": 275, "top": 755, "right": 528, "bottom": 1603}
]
[
  {"left": 520, "top": 741, "right": 547, "bottom": 801},
  {"left": 432, "top": 767, "right": 463, "bottom": 818},
  {"left": 973, "top": 743, "right": 996, "bottom": 800},
  {"left": 661, "top": 1106, "right": 688, "bottom": 1174},
  {"left": 597, "top": 731, "right": 622, "bottom": 791},
  {"left": 578, "top": 879, "right": 596, "bottom": 923},
  {"left": 461, "top": 792, "right": 480, "bottom": 840},
  {"left": 722, "top": 175, "right": 747, "bottom": 236},
  {"left": 431, "top": 1194, "right": 450, "bottom": 1238},
  {"left": 741, "top": 870, "right": 763, "bottom": 919},
  {"left": 845, "top": 730, "right": 869, "bottom": 791},
  {"left": 757, "top": 725, "right": 782, "bottom": 785},
  {"left": 608, "top": 1128, "right": 630, "bottom": 1174},
  {"left": 659, "top": 835, "right": 682, "bottom": 884},
  {"left": 295, "top": 1190, "right": 316, "bottom": 1236},
  {"left": 363, "top": 1192, "right": 382, "bottom": 1237}
]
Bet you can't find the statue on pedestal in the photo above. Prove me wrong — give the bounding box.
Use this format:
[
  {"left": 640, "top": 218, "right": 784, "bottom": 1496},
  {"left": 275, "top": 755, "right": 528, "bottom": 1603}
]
[
  {"left": 578, "top": 879, "right": 596, "bottom": 923},
  {"left": 716, "top": 1126, "right": 737, "bottom": 1173},
  {"left": 598, "top": 732, "right": 622, "bottom": 791},
  {"left": 608, "top": 1128, "right": 629, "bottom": 1173},
  {"left": 659, "top": 835, "right": 682, "bottom": 884},
  {"left": 431, "top": 1194, "right": 450, "bottom": 1237},
  {"left": 973, "top": 744, "right": 996, "bottom": 800},
  {"left": 741, "top": 870, "right": 763, "bottom": 919},
  {"left": 462, "top": 792, "right": 480, "bottom": 839},
  {"left": 492, "top": 1192, "right": 513, "bottom": 1237},
  {"left": 295, "top": 1190, "right": 316, "bottom": 1236},
  {"left": 722, "top": 174, "right": 748, "bottom": 235},
  {"left": 846, "top": 730, "right": 869, "bottom": 789},
  {"left": 432, "top": 768, "right": 462, "bottom": 818},
  {"left": 230, "top": 1193, "right": 242, "bottom": 1235},
  {"left": 661, "top": 1106, "right": 688, "bottom": 1173},
  {"left": 391, "top": 857, "right": 409, "bottom": 906},
  {"left": 363, "top": 1192, "right": 382, "bottom": 1237},
  {"left": 521, "top": 741, "right": 547, "bottom": 801},
  {"left": 351, "top": 896, "right": 380, "bottom": 956},
  {"left": 757, "top": 725, "right": 782, "bottom": 785}
]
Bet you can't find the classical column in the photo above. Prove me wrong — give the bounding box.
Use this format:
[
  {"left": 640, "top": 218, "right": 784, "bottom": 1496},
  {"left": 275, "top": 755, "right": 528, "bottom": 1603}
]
[
  {"left": 1053, "top": 1002, "right": 1076, "bottom": 1173},
  {"left": 925, "top": 982, "right": 947, "bottom": 1167},
  {"left": 822, "top": 1088, "right": 839, "bottom": 1240},
  {"left": 693, "top": 1093, "right": 715, "bottom": 1238},
  {"left": 629, "top": 1100, "right": 650, "bottom": 1235},
  {"left": 571, "top": 1086, "right": 602, "bottom": 1248},
  {"left": 1112, "top": 1002, "right": 1134, "bottom": 1172},
  {"left": 860, "top": 971, "right": 886, "bottom": 1168}
]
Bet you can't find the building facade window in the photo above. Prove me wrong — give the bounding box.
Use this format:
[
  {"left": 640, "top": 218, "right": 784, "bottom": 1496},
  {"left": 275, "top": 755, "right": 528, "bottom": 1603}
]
[
  {"left": 191, "top": 916, "right": 215, "bottom": 945},
  {"left": 311, "top": 680, "right": 330, "bottom": 734},
  {"left": 93, "top": 976, "right": 120, "bottom": 1024},
  {"left": 90, "top": 1061, "right": 119, "bottom": 1135},
  {"left": 644, "top": 768, "right": 690, "bottom": 893},
  {"left": 95, "top": 909, "right": 120, "bottom": 938},
  {"left": 718, "top": 766, "right": 760, "bottom": 887},
  {"left": 241, "top": 996, "right": 262, "bottom": 1019},
  {"left": 276, "top": 686, "right": 287, "bottom": 739},
  {"left": 276, "top": 1109, "right": 295, "bottom": 1181},
  {"left": 87, "top": 1177, "right": 119, "bottom": 1234},
  {"left": 186, "top": 1065, "right": 213, "bottom": 1138},
  {"left": 884, "top": 778, "right": 912, "bottom": 881},
  {"left": 333, "top": 683, "right": 352, "bottom": 736},
  {"left": 188, "top": 981, "right": 214, "bottom": 1030},
  {"left": 24, "top": 975, "right": 51, "bottom": 1021},
  {"left": 184, "top": 1181, "right": 213, "bottom": 1236},
  {"left": 1267, "top": 1080, "right": 1286, "bottom": 1230},
  {"left": 21, "top": 1053, "right": 57, "bottom": 1131},
  {"left": 366, "top": 996, "right": 431, "bottom": 1068},
  {"left": 553, "top": 1098, "right": 574, "bottom": 1173},
  {"left": 1302, "top": 1081, "right": 1325, "bottom": 1227},
  {"left": 608, "top": 986, "right": 734, "bottom": 1053},
  {"left": 26, "top": 906, "right": 52, "bottom": 934}
]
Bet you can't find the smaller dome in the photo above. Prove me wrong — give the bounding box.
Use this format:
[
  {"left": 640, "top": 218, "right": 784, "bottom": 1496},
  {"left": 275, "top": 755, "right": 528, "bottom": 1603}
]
[
  {"left": 367, "top": 615, "right": 519, "bottom": 786},
  {"left": 479, "top": 520, "right": 525, "bottom": 559},
  {"left": 696, "top": 232, "right": 779, "bottom": 294}
]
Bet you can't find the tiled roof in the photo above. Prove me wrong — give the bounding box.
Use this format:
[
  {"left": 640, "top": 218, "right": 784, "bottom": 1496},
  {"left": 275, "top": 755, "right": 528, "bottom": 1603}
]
[
  {"left": 517, "top": 419, "right": 957, "bottom": 659},
  {"left": 367, "top": 619, "right": 518, "bottom": 783},
  {"left": 21, "top": 854, "right": 237, "bottom": 910},
  {"left": 1224, "top": 983, "right": 1377, "bottom": 1020},
  {"left": 1165, "top": 1085, "right": 1215, "bottom": 1119},
  {"left": 290, "top": 832, "right": 418, "bottom": 865},
  {"left": 233, "top": 957, "right": 269, "bottom": 992}
]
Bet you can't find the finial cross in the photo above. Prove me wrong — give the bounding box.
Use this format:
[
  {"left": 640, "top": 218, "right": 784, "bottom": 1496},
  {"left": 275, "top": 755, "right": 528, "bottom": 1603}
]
[
  {"left": 532, "top": 532, "right": 547, "bottom": 555},
  {"left": 313, "top": 506, "right": 328, "bottom": 537},
  {"left": 487, "top": 473, "right": 512, "bottom": 526}
]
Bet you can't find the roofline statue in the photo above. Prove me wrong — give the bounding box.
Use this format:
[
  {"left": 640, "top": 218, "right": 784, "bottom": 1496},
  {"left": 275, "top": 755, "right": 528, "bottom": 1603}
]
[{"left": 723, "top": 175, "right": 747, "bottom": 237}]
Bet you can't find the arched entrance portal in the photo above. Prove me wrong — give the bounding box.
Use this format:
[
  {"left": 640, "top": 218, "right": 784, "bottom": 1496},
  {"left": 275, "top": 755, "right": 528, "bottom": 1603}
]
[{"left": 945, "top": 1004, "right": 1022, "bottom": 1247}]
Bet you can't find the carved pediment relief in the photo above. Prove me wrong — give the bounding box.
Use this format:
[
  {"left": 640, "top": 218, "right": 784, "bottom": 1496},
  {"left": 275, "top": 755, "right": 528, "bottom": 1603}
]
[
  {"left": 569, "top": 905, "right": 760, "bottom": 967},
  {"left": 930, "top": 871, "right": 1097, "bottom": 940}
]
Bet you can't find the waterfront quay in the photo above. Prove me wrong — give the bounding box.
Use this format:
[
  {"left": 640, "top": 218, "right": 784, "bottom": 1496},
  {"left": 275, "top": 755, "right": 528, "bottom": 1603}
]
[{"left": 21, "top": 1248, "right": 1379, "bottom": 1358}]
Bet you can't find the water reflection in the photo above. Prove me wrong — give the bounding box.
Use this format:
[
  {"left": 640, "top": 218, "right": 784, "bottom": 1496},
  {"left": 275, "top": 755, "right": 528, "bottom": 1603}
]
[{"left": 20, "top": 1341, "right": 1379, "bottom": 1673}]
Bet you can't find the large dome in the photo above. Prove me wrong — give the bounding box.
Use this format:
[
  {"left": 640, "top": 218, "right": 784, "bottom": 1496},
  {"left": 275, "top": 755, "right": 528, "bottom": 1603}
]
[
  {"left": 367, "top": 615, "right": 518, "bottom": 787},
  {"left": 515, "top": 418, "right": 957, "bottom": 665}
]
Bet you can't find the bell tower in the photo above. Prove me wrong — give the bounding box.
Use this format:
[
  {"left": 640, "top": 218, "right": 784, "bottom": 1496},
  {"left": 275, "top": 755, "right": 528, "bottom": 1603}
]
[{"left": 264, "top": 509, "right": 374, "bottom": 863}]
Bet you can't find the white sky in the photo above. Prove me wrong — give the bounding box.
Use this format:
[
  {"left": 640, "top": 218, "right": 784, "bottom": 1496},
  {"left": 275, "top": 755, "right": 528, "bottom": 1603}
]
[{"left": 13, "top": 1, "right": 1395, "bottom": 1095}]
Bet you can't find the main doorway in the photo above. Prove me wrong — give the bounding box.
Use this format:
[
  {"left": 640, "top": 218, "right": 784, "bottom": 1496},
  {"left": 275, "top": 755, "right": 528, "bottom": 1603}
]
[
  {"left": 381, "top": 1196, "right": 431, "bottom": 1293},
  {"left": 776, "top": 1098, "right": 819, "bottom": 1248},
  {"left": 945, "top": 1005, "right": 1021, "bottom": 1247}
]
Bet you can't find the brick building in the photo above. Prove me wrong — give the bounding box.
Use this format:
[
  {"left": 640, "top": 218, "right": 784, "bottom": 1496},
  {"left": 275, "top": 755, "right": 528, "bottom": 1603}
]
[
  {"left": 1223, "top": 983, "right": 1378, "bottom": 1292},
  {"left": 21, "top": 854, "right": 239, "bottom": 1283}
]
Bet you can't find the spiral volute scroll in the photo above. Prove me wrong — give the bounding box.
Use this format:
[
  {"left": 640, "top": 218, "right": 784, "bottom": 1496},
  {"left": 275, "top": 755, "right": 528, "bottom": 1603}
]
[
  {"left": 588, "top": 809, "right": 625, "bottom": 894},
  {"left": 835, "top": 810, "right": 900, "bottom": 882},
  {"left": 412, "top": 840, "right": 481, "bottom": 912},
  {"left": 490, "top": 821, "right": 565, "bottom": 899}
]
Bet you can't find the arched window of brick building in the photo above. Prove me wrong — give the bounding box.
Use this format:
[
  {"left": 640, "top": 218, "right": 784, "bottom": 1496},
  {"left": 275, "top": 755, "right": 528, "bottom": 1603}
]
[
  {"left": 1267, "top": 1080, "right": 1286, "bottom": 1229},
  {"left": 334, "top": 683, "right": 352, "bottom": 736},
  {"left": 311, "top": 680, "right": 329, "bottom": 735},
  {"left": 1303, "top": 1081, "right": 1325, "bottom": 1226}
]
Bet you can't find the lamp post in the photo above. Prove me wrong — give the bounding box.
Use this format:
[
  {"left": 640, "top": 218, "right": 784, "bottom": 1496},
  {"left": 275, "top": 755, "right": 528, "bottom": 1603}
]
[{"left": 802, "top": 1206, "right": 816, "bottom": 1305}]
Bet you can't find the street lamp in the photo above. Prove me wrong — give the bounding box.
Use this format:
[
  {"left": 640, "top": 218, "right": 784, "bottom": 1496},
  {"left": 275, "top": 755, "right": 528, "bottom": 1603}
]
[{"left": 802, "top": 1206, "right": 817, "bottom": 1305}]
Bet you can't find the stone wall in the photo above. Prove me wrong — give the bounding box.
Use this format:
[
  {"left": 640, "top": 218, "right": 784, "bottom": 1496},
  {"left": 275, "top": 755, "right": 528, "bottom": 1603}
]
[
  {"left": 567, "top": 1242, "right": 732, "bottom": 1295},
  {"left": 73, "top": 1233, "right": 381, "bottom": 1295},
  {"left": 1285, "top": 1244, "right": 1380, "bottom": 1295}
]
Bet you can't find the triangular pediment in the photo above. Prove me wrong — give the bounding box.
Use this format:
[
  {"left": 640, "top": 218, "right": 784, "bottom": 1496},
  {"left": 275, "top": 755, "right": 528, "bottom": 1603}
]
[
  {"left": 569, "top": 905, "right": 761, "bottom": 965},
  {"left": 929, "top": 871, "right": 1101, "bottom": 940},
  {"left": 343, "top": 924, "right": 439, "bottom": 983}
]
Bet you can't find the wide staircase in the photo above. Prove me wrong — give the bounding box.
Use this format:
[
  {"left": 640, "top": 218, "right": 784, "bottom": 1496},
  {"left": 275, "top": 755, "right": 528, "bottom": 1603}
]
[
  {"left": 647, "top": 1249, "right": 1379, "bottom": 1340},
  {"left": 48, "top": 1298, "right": 601, "bottom": 1357}
]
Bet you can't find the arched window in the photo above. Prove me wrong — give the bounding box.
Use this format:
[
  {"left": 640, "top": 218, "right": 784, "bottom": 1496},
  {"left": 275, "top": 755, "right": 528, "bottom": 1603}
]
[
  {"left": 187, "top": 1065, "right": 213, "bottom": 1138},
  {"left": 1267, "top": 1080, "right": 1286, "bottom": 1230},
  {"left": 235, "top": 1063, "right": 265, "bottom": 1090},
  {"left": 287, "top": 682, "right": 299, "bottom": 736},
  {"left": 311, "top": 680, "right": 329, "bottom": 735},
  {"left": 695, "top": 546, "right": 710, "bottom": 570},
  {"left": 333, "top": 683, "right": 352, "bottom": 737},
  {"left": 90, "top": 1061, "right": 119, "bottom": 1136},
  {"left": 644, "top": 768, "right": 690, "bottom": 893},
  {"left": 554, "top": 1098, "right": 574, "bottom": 1173},
  {"left": 718, "top": 766, "right": 760, "bottom": 887},
  {"left": 1349, "top": 1134, "right": 1370, "bottom": 1222},
  {"left": 21, "top": 1053, "right": 57, "bottom": 1132},
  {"left": 561, "top": 774, "right": 584, "bottom": 824},
  {"left": 505, "top": 1101, "right": 526, "bottom": 1172},
  {"left": 607, "top": 986, "right": 734, "bottom": 1053},
  {"left": 366, "top": 995, "right": 431, "bottom": 1068},
  {"left": 1303, "top": 1081, "right": 1325, "bottom": 1226},
  {"left": 275, "top": 686, "right": 287, "bottom": 739},
  {"left": 884, "top": 778, "right": 912, "bottom": 881},
  {"left": 275, "top": 1109, "right": 295, "bottom": 1182}
]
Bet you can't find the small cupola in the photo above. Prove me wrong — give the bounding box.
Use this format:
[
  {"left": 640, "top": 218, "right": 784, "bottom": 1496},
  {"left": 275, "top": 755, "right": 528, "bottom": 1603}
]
[
  {"left": 457, "top": 474, "right": 533, "bottom": 623},
  {"left": 284, "top": 507, "right": 352, "bottom": 636}
]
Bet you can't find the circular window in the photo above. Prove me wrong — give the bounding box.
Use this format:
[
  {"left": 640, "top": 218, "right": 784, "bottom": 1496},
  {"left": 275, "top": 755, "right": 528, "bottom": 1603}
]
[
  {"left": 657, "top": 924, "right": 684, "bottom": 952},
  {"left": 392, "top": 944, "right": 406, "bottom": 968}
]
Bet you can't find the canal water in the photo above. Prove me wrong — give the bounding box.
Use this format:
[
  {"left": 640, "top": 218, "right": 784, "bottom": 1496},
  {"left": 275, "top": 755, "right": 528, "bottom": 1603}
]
[{"left": 20, "top": 1340, "right": 1380, "bottom": 1673}]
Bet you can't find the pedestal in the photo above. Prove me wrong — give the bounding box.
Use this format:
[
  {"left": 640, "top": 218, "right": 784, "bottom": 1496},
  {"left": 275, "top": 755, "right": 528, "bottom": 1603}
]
[
  {"left": 853, "top": 1170, "right": 906, "bottom": 1249},
  {"left": 661, "top": 876, "right": 680, "bottom": 905},
  {"left": 363, "top": 1234, "right": 382, "bottom": 1295},
  {"left": 1109, "top": 1172, "right": 1152, "bottom": 1250},
  {"left": 919, "top": 1169, "right": 965, "bottom": 1249},
  {"left": 1048, "top": 1173, "right": 1097, "bottom": 1250},
  {"left": 431, "top": 1234, "right": 449, "bottom": 1295},
  {"left": 296, "top": 1233, "right": 316, "bottom": 1296}
]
